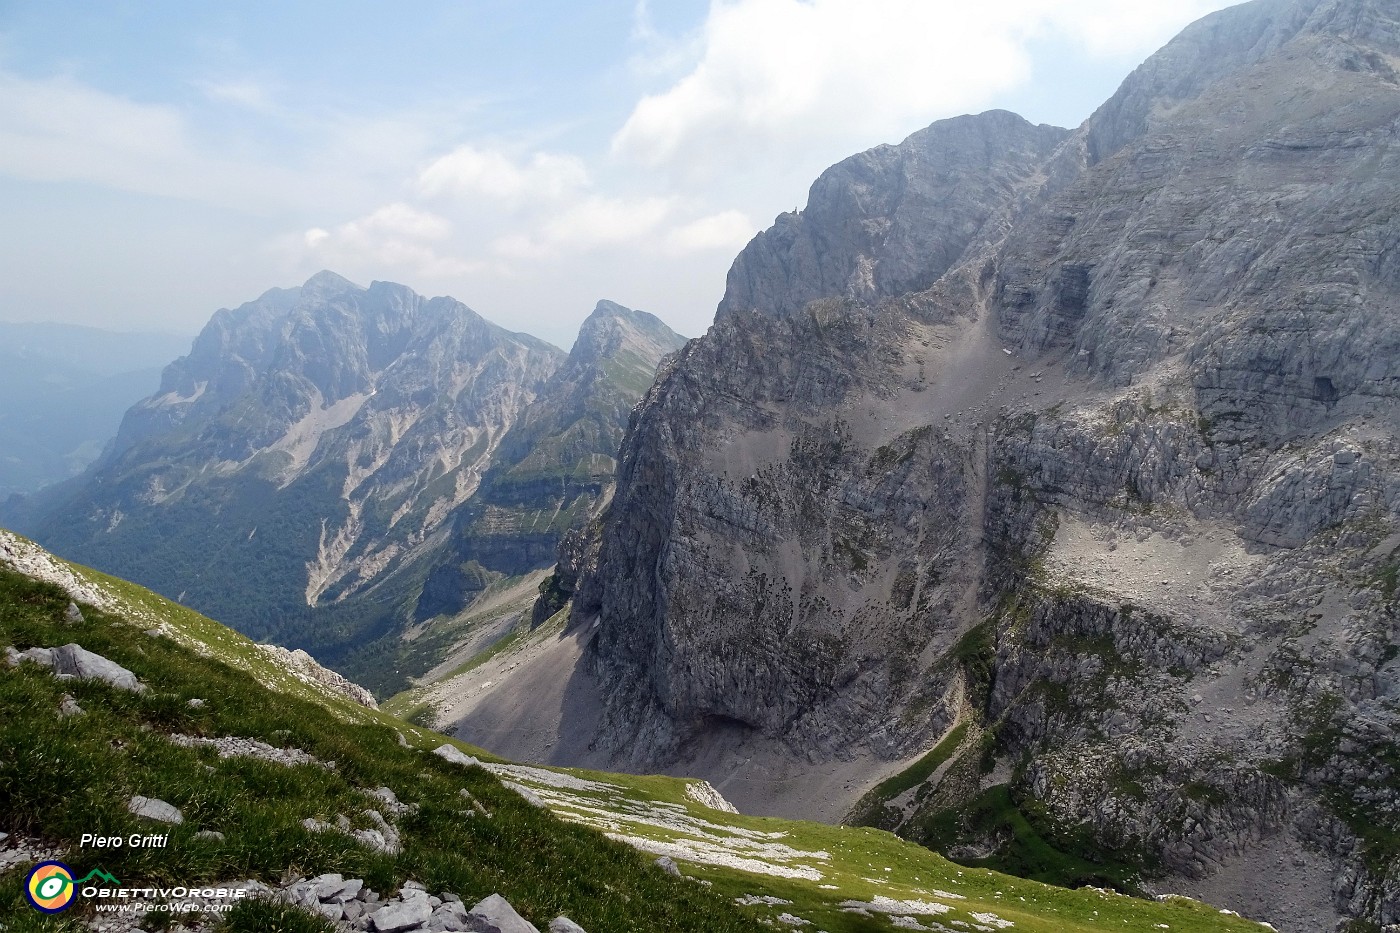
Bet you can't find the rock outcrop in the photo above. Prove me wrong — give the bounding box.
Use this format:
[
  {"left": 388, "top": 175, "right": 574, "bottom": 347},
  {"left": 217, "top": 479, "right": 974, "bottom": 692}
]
[
  {"left": 554, "top": 0, "right": 1400, "bottom": 928},
  {"left": 413, "top": 301, "right": 685, "bottom": 624}
]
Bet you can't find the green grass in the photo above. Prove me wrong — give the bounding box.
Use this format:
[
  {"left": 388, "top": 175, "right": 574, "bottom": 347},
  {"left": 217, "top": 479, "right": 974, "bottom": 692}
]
[
  {"left": 847, "top": 722, "right": 970, "bottom": 826},
  {"left": 913, "top": 785, "right": 1143, "bottom": 892},
  {"left": 0, "top": 536, "right": 1270, "bottom": 932},
  {"left": 0, "top": 565, "right": 761, "bottom": 932},
  {"left": 521, "top": 766, "right": 1265, "bottom": 933}
]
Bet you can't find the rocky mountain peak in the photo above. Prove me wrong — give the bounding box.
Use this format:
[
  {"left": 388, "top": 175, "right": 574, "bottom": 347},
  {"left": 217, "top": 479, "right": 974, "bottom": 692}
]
[
  {"left": 1081, "top": 0, "right": 1399, "bottom": 168},
  {"left": 716, "top": 108, "right": 1068, "bottom": 320},
  {"left": 570, "top": 300, "right": 686, "bottom": 372},
  {"left": 522, "top": 1, "right": 1400, "bottom": 927},
  {"left": 300, "top": 269, "right": 362, "bottom": 299}
]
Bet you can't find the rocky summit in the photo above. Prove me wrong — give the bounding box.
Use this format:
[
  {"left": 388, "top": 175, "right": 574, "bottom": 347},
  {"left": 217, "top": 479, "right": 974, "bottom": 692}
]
[
  {"left": 430, "top": 0, "right": 1400, "bottom": 929},
  {"left": 4, "top": 275, "right": 683, "bottom": 693}
]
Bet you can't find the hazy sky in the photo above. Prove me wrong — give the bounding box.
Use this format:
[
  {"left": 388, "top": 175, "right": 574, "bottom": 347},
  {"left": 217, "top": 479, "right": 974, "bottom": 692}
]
[{"left": 0, "top": 0, "right": 1238, "bottom": 349}]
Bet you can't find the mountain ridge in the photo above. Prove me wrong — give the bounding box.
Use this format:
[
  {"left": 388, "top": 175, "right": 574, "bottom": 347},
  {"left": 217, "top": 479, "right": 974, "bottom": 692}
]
[
  {"left": 432, "top": 0, "right": 1400, "bottom": 928},
  {"left": 6, "top": 274, "right": 685, "bottom": 697}
]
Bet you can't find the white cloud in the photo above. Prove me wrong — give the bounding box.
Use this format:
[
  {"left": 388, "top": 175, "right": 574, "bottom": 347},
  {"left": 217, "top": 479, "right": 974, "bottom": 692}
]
[
  {"left": 613, "top": 0, "right": 1235, "bottom": 174},
  {"left": 298, "top": 203, "right": 478, "bottom": 278},
  {"left": 197, "top": 77, "right": 279, "bottom": 113},
  {"left": 494, "top": 194, "right": 675, "bottom": 259},
  {"left": 664, "top": 209, "right": 756, "bottom": 255},
  {"left": 417, "top": 145, "right": 589, "bottom": 203},
  {"left": 1043, "top": 1, "right": 1236, "bottom": 58},
  {"left": 0, "top": 69, "right": 428, "bottom": 215},
  {"left": 0, "top": 71, "right": 198, "bottom": 191}
]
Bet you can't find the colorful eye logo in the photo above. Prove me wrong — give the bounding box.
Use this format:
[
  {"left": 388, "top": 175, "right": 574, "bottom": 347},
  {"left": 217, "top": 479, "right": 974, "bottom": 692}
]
[{"left": 26, "top": 861, "right": 76, "bottom": 912}]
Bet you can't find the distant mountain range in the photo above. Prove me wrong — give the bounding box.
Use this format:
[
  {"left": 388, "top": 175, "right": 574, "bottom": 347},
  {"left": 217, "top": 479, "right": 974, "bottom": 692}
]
[
  {"left": 0, "top": 322, "right": 191, "bottom": 496},
  {"left": 4, "top": 273, "right": 684, "bottom": 694},
  {"left": 8, "top": 0, "right": 1400, "bottom": 928}
]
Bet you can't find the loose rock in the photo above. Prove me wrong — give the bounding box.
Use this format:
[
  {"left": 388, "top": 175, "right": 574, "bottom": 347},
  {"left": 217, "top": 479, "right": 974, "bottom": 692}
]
[
  {"left": 432, "top": 744, "right": 481, "bottom": 768},
  {"left": 467, "top": 893, "right": 539, "bottom": 933},
  {"left": 52, "top": 644, "right": 145, "bottom": 692},
  {"left": 128, "top": 796, "right": 183, "bottom": 824}
]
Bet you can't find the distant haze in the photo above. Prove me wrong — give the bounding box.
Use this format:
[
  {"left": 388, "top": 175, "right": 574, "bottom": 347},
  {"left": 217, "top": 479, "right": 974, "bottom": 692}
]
[
  {"left": 0, "top": 1, "right": 1236, "bottom": 348},
  {"left": 0, "top": 323, "right": 193, "bottom": 495}
]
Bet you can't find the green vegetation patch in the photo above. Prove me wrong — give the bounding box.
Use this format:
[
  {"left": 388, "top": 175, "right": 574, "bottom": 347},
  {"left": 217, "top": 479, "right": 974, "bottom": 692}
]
[
  {"left": 913, "top": 785, "right": 1143, "bottom": 893},
  {"left": 0, "top": 565, "right": 760, "bottom": 931},
  {"left": 847, "top": 723, "right": 970, "bottom": 827}
]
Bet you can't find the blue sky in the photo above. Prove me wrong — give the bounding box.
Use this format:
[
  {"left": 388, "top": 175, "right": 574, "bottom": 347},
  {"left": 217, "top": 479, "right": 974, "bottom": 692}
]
[{"left": 0, "top": 0, "right": 1236, "bottom": 348}]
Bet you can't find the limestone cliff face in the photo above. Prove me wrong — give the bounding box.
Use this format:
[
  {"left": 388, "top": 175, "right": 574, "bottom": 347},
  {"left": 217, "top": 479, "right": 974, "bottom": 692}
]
[
  {"left": 570, "top": 0, "right": 1400, "bottom": 926},
  {"left": 413, "top": 301, "right": 685, "bottom": 623},
  {"left": 718, "top": 112, "right": 1068, "bottom": 320}
]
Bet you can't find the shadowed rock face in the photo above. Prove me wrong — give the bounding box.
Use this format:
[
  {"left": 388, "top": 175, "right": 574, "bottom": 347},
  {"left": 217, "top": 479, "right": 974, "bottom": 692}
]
[{"left": 566, "top": 0, "right": 1400, "bottom": 927}]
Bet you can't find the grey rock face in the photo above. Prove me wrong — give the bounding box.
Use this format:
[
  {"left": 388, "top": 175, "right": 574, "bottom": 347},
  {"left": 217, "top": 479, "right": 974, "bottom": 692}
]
[
  {"left": 413, "top": 300, "right": 685, "bottom": 624},
  {"left": 565, "top": 0, "right": 1400, "bottom": 928},
  {"left": 719, "top": 111, "right": 1068, "bottom": 320},
  {"left": 52, "top": 644, "right": 144, "bottom": 692},
  {"left": 128, "top": 796, "right": 183, "bottom": 824}
]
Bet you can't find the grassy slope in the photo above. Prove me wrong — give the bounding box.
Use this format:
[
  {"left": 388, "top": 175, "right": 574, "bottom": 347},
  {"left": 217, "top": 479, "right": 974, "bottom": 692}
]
[
  {"left": 487, "top": 766, "right": 1266, "bottom": 933},
  {"left": 0, "top": 538, "right": 1264, "bottom": 932},
  {"left": 0, "top": 560, "right": 756, "bottom": 932},
  {"left": 383, "top": 579, "right": 554, "bottom": 724}
]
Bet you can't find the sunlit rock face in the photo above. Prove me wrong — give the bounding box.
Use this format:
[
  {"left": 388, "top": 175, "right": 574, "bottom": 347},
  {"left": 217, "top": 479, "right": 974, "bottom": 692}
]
[{"left": 569, "top": 0, "right": 1400, "bottom": 927}]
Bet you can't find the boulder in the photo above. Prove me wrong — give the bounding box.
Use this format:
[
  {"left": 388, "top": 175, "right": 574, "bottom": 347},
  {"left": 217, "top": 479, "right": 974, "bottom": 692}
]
[
  {"left": 63, "top": 602, "right": 83, "bottom": 624},
  {"left": 502, "top": 781, "right": 546, "bottom": 808},
  {"left": 14, "top": 646, "right": 53, "bottom": 667},
  {"left": 128, "top": 796, "right": 183, "bottom": 824},
  {"left": 311, "top": 872, "right": 349, "bottom": 901},
  {"left": 428, "top": 900, "right": 471, "bottom": 931},
  {"left": 432, "top": 744, "right": 481, "bottom": 768},
  {"left": 51, "top": 644, "right": 144, "bottom": 692},
  {"left": 372, "top": 897, "right": 433, "bottom": 932},
  {"left": 549, "top": 918, "right": 588, "bottom": 933},
  {"left": 466, "top": 894, "right": 539, "bottom": 932}
]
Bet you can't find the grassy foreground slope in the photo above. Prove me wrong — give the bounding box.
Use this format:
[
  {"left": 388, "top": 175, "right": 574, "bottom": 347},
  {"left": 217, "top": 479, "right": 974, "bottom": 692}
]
[{"left": 0, "top": 532, "right": 1265, "bottom": 932}]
